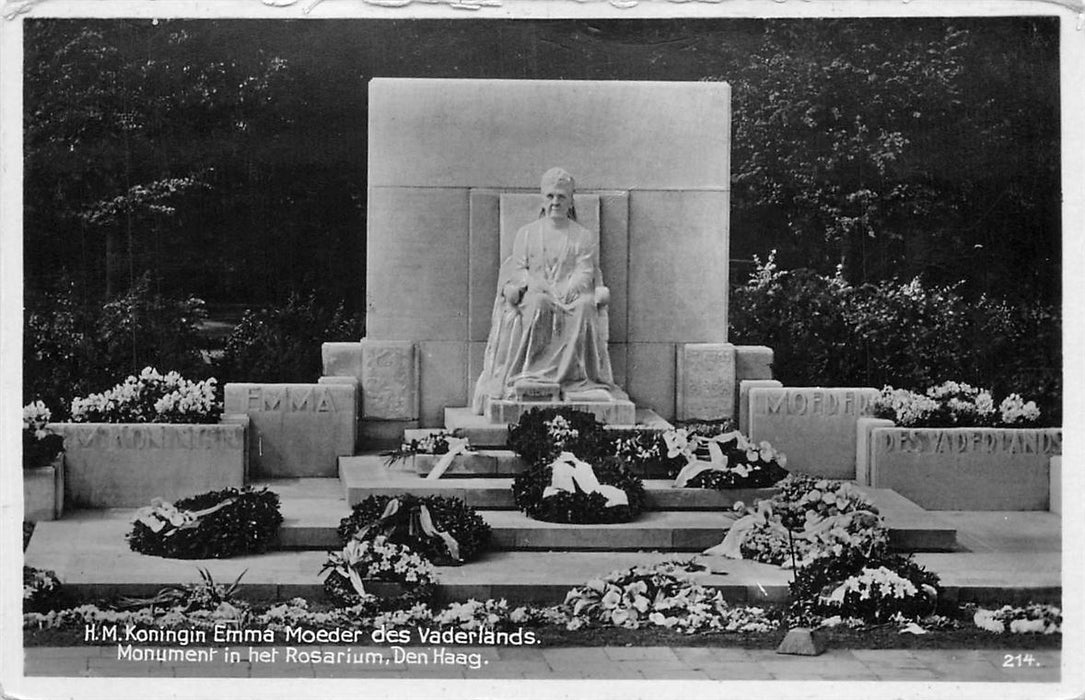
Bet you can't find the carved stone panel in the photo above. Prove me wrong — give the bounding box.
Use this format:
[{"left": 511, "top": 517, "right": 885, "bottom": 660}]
[
  {"left": 360, "top": 339, "right": 418, "bottom": 420},
  {"left": 677, "top": 343, "right": 736, "bottom": 421}
]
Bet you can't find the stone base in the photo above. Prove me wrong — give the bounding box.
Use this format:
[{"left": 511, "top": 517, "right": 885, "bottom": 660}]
[
  {"left": 485, "top": 398, "right": 636, "bottom": 426},
  {"left": 513, "top": 381, "right": 561, "bottom": 402},
  {"left": 445, "top": 406, "right": 670, "bottom": 448},
  {"left": 24, "top": 464, "right": 62, "bottom": 521}
]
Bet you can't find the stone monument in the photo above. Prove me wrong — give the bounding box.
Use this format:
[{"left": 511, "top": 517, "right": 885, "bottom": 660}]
[
  {"left": 322, "top": 78, "right": 775, "bottom": 443},
  {"left": 471, "top": 167, "right": 633, "bottom": 425}
]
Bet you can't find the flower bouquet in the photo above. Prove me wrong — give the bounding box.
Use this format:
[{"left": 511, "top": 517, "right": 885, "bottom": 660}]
[
  {"left": 667, "top": 429, "right": 788, "bottom": 490},
  {"left": 561, "top": 560, "right": 774, "bottom": 633},
  {"left": 973, "top": 604, "right": 1061, "bottom": 634},
  {"left": 320, "top": 535, "right": 436, "bottom": 608}
]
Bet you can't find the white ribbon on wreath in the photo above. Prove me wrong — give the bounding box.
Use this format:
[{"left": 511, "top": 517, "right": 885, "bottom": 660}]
[
  {"left": 543, "top": 452, "right": 628, "bottom": 507},
  {"left": 425, "top": 437, "right": 471, "bottom": 480},
  {"left": 671, "top": 431, "right": 751, "bottom": 488},
  {"left": 133, "top": 497, "right": 238, "bottom": 536}
]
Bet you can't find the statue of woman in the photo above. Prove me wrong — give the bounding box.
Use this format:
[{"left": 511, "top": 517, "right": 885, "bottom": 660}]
[{"left": 472, "top": 168, "right": 627, "bottom": 415}]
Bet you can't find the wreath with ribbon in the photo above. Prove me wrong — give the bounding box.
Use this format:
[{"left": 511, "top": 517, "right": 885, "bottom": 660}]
[
  {"left": 126, "top": 487, "right": 283, "bottom": 559},
  {"left": 669, "top": 430, "right": 789, "bottom": 490},
  {"left": 337, "top": 494, "right": 491, "bottom": 565},
  {"left": 512, "top": 453, "right": 646, "bottom": 524},
  {"left": 321, "top": 535, "right": 437, "bottom": 609},
  {"left": 507, "top": 407, "right": 611, "bottom": 467}
]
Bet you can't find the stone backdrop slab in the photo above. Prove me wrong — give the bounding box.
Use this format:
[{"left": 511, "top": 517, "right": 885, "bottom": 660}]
[{"left": 747, "top": 387, "right": 879, "bottom": 479}]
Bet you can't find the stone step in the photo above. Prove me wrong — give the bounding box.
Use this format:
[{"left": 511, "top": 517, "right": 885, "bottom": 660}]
[
  {"left": 342, "top": 473, "right": 776, "bottom": 511},
  {"left": 23, "top": 512, "right": 1060, "bottom": 605},
  {"left": 442, "top": 406, "right": 672, "bottom": 448},
  {"left": 340, "top": 451, "right": 678, "bottom": 479},
  {"left": 336, "top": 467, "right": 957, "bottom": 551},
  {"left": 258, "top": 481, "right": 954, "bottom": 553}
]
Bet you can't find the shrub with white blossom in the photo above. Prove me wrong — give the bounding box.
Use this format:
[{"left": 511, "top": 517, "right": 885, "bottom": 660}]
[
  {"left": 873, "top": 381, "right": 1041, "bottom": 428},
  {"left": 70, "top": 367, "right": 221, "bottom": 424}
]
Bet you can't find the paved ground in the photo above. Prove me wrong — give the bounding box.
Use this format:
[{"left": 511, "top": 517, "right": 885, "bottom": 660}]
[{"left": 21, "top": 645, "right": 1060, "bottom": 681}]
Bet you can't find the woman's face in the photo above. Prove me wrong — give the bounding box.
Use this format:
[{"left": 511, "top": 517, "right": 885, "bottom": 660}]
[{"left": 543, "top": 187, "right": 572, "bottom": 219}]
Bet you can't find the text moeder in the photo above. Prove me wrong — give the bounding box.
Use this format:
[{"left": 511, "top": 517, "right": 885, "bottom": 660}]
[{"left": 753, "top": 389, "right": 875, "bottom": 417}]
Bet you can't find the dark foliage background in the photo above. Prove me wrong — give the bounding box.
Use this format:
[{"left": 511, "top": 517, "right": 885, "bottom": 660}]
[{"left": 22, "top": 18, "right": 1060, "bottom": 410}]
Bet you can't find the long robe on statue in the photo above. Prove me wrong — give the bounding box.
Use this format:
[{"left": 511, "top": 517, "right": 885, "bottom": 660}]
[{"left": 472, "top": 215, "right": 626, "bottom": 414}]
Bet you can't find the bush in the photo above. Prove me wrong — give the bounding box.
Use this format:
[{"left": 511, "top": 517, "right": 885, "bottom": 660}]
[
  {"left": 23, "top": 274, "right": 210, "bottom": 419},
  {"left": 70, "top": 367, "right": 221, "bottom": 424},
  {"left": 512, "top": 456, "right": 646, "bottom": 524},
  {"left": 730, "top": 254, "right": 1061, "bottom": 424},
  {"left": 338, "top": 495, "right": 491, "bottom": 565},
  {"left": 127, "top": 487, "right": 283, "bottom": 559},
  {"left": 217, "top": 293, "right": 363, "bottom": 384}
]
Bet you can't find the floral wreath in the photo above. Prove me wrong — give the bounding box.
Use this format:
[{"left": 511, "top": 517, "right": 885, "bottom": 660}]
[
  {"left": 127, "top": 487, "right": 283, "bottom": 559},
  {"left": 320, "top": 535, "right": 437, "bottom": 609},
  {"left": 512, "top": 453, "right": 646, "bottom": 524}
]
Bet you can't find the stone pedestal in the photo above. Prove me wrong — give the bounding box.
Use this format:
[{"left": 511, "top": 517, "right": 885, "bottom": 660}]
[
  {"left": 868, "top": 426, "right": 1061, "bottom": 510},
  {"left": 23, "top": 457, "right": 64, "bottom": 521},
  {"left": 485, "top": 398, "right": 636, "bottom": 426},
  {"left": 747, "top": 386, "right": 879, "bottom": 480},
  {"left": 50, "top": 420, "right": 248, "bottom": 508},
  {"left": 224, "top": 383, "right": 356, "bottom": 478}
]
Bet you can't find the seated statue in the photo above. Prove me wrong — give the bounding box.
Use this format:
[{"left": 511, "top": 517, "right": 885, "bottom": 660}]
[{"left": 472, "top": 167, "right": 628, "bottom": 415}]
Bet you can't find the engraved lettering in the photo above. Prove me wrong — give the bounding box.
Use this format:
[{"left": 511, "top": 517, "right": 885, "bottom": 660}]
[
  {"left": 316, "top": 390, "right": 336, "bottom": 412},
  {"left": 262, "top": 390, "right": 283, "bottom": 412},
  {"left": 766, "top": 392, "right": 786, "bottom": 415},
  {"left": 247, "top": 387, "right": 262, "bottom": 411},
  {"left": 791, "top": 392, "right": 808, "bottom": 415},
  {"left": 290, "top": 389, "right": 312, "bottom": 412}
]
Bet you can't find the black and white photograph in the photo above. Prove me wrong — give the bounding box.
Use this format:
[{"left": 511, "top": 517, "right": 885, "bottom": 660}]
[{"left": 1, "top": 4, "right": 1081, "bottom": 698}]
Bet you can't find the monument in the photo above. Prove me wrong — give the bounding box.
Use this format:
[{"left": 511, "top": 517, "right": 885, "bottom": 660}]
[
  {"left": 322, "top": 78, "right": 775, "bottom": 444},
  {"left": 471, "top": 167, "right": 633, "bottom": 425}
]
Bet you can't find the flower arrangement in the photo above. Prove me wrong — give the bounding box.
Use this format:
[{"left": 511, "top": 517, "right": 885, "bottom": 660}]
[
  {"left": 560, "top": 561, "right": 774, "bottom": 633},
  {"left": 23, "top": 566, "right": 64, "bottom": 613},
  {"left": 669, "top": 430, "right": 788, "bottom": 490},
  {"left": 973, "top": 604, "right": 1061, "bottom": 634},
  {"left": 320, "top": 535, "right": 436, "bottom": 608},
  {"left": 508, "top": 407, "right": 611, "bottom": 467},
  {"left": 70, "top": 367, "right": 222, "bottom": 424},
  {"left": 512, "top": 455, "right": 646, "bottom": 524},
  {"left": 610, "top": 429, "right": 688, "bottom": 475},
  {"left": 609, "top": 421, "right": 740, "bottom": 473},
  {"left": 126, "top": 487, "right": 283, "bottom": 559},
  {"left": 817, "top": 565, "right": 938, "bottom": 624},
  {"left": 22, "top": 401, "right": 64, "bottom": 469},
  {"left": 382, "top": 431, "right": 472, "bottom": 467},
  {"left": 770, "top": 475, "right": 877, "bottom": 531},
  {"left": 337, "top": 494, "right": 491, "bottom": 565},
  {"left": 873, "top": 381, "right": 1041, "bottom": 428}
]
